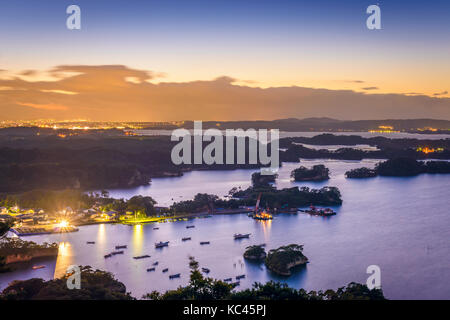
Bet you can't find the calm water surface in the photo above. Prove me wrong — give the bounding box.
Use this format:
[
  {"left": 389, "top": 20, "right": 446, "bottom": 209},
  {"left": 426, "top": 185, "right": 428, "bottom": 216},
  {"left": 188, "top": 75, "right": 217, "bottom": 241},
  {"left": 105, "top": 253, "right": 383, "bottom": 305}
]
[{"left": 1, "top": 159, "right": 449, "bottom": 299}]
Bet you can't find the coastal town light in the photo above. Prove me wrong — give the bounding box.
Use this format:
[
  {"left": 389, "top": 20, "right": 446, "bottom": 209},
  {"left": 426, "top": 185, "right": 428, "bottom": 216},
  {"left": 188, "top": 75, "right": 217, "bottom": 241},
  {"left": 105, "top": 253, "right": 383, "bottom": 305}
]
[{"left": 57, "top": 220, "right": 69, "bottom": 228}]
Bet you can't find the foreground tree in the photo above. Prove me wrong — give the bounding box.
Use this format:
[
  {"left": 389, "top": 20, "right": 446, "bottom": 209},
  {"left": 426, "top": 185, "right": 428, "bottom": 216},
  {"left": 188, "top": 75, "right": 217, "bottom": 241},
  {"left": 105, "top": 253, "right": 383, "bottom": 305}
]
[
  {"left": 145, "top": 257, "right": 385, "bottom": 300},
  {"left": 0, "top": 266, "right": 133, "bottom": 300}
]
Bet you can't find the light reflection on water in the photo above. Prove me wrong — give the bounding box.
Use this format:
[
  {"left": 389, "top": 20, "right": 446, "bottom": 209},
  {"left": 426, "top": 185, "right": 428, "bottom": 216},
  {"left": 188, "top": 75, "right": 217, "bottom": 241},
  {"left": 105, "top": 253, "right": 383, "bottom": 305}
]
[
  {"left": 54, "top": 242, "right": 73, "bottom": 279},
  {"left": 132, "top": 225, "right": 144, "bottom": 255}
]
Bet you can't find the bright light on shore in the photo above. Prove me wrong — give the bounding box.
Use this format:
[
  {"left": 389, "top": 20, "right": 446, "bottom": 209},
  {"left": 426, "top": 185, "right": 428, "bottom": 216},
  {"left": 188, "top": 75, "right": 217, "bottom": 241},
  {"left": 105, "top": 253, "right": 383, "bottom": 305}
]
[{"left": 57, "top": 220, "right": 69, "bottom": 228}]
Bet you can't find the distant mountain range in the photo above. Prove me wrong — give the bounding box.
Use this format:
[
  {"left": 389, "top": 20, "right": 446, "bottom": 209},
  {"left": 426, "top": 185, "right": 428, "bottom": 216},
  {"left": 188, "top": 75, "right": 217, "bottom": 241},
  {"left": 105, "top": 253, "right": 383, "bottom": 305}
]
[{"left": 144, "top": 118, "right": 450, "bottom": 133}]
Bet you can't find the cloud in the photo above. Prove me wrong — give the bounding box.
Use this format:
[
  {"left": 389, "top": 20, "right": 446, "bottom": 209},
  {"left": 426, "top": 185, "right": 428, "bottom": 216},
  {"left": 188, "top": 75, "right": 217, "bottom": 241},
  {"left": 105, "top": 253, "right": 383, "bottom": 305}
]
[
  {"left": 0, "top": 65, "right": 449, "bottom": 121},
  {"left": 344, "top": 80, "right": 365, "bottom": 83},
  {"left": 20, "top": 70, "right": 38, "bottom": 76},
  {"left": 433, "top": 90, "right": 448, "bottom": 96},
  {"left": 213, "top": 76, "right": 237, "bottom": 84},
  {"left": 361, "top": 87, "right": 379, "bottom": 91},
  {"left": 40, "top": 89, "right": 78, "bottom": 95}
]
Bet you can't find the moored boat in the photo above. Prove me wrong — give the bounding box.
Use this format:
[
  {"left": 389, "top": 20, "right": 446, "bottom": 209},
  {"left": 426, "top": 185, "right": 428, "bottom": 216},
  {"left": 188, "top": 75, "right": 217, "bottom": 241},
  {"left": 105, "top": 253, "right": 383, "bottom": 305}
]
[
  {"left": 133, "top": 255, "right": 151, "bottom": 259},
  {"left": 236, "top": 274, "right": 246, "bottom": 280},
  {"left": 115, "top": 245, "right": 127, "bottom": 249},
  {"left": 169, "top": 273, "right": 181, "bottom": 279},
  {"left": 186, "top": 225, "right": 195, "bottom": 229},
  {"left": 251, "top": 193, "right": 273, "bottom": 220},
  {"left": 200, "top": 241, "right": 210, "bottom": 245},
  {"left": 155, "top": 241, "right": 169, "bottom": 248},
  {"left": 147, "top": 267, "right": 155, "bottom": 272},
  {"left": 253, "top": 211, "right": 273, "bottom": 220},
  {"left": 224, "top": 278, "right": 232, "bottom": 282},
  {"left": 234, "top": 233, "right": 251, "bottom": 239},
  {"left": 182, "top": 237, "right": 191, "bottom": 241},
  {"left": 32, "top": 265, "right": 45, "bottom": 270},
  {"left": 302, "top": 205, "right": 336, "bottom": 216},
  {"left": 162, "top": 268, "right": 169, "bottom": 273}
]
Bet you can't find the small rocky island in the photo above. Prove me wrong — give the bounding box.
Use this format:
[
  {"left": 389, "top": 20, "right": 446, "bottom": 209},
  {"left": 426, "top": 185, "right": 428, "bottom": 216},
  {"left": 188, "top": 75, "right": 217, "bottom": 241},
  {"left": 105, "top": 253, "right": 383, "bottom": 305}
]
[
  {"left": 265, "top": 244, "right": 308, "bottom": 276},
  {"left": 345, "top": 167, "right": 378, "bottom": 178},
  {"left": 0, "top": 238, "right": 58, "bottom": 270},
  {"left": 243, "top": 245, "right": 267, "bottom": 260},
  {"left": 291, "top": 165, "right": 330, "bottom": 181}
]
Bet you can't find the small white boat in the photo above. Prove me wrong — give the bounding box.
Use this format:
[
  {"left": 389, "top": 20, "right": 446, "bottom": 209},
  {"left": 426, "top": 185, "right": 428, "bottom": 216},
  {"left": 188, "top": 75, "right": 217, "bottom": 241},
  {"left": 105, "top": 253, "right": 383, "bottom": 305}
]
[{"left": 32, "top": 265, "right": 45, "bottom": 270}]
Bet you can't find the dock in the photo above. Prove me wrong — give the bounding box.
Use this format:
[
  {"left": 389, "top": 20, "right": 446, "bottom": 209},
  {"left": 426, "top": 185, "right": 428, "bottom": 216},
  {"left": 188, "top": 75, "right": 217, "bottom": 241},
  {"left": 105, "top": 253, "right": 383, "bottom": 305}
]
[{"left": 11, "top": 226, "right": 79, "bottom": 236}]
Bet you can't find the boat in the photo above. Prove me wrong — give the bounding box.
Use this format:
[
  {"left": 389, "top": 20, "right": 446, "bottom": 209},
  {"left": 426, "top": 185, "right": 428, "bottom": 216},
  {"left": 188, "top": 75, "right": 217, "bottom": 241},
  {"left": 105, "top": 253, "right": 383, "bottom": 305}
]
[
  {"left": 182, "top": 237, "right": 191, "bottom": 241},
  {"left": 224, "top": 278, "right": 232, "bottom": 282},
  {"left": 302, "top": 205, "right": 336, "bottom": 216},
  {"left": 234, "top": 233, "right": 251, "bottom": 239},
  {"left": 200, "top": 241, "right": 210, "bottom": 245},
  {"left": 153, "top": 227, "right": 159, "bottom": 230},
  {"left": 147, "top": 267, "right": 155, "bottom": 272},
  {"left": 231, "top": 281, "right": 240, "bottom": 286},
  {"left": 32, "top": 265, "right": 45, "bottom": 270},
  {"left": 162, "top": 268, "right": 169, "bottom": 273},
  {"left": 86, "top": 241, "right": 95, "bottom": 244},
  {"left": 252, "top": 193, "right": 273, "bottom": 220},
  {"left": 152, "top": 261, "right": 159, "bottom": 266},
  {"left": 236, "top": 274, "right": 246, "bottom": 280},
  {"left": 155, "top": 241, "right": 169, "bottom": 248},
  {"left": 111, "top": 250, "right": 124, "bottom": 255},
  {"left": 104, "top": 254, "right": 112, "bottom": 259},
  {"left": 169, "top": 273, "right": 181, "bottom": 279},
  {"left": 186, "top": 225, "right": 195, "bottom": 229},
  {"left": 253, "top": 211, "right": 273, "bottom": 220},
  {"left": 201, "top": 267, "right": 210, "bottom": 273},
  {"left": 133, "top": 255, "right": 151, "bottom": 259},
  {"left": 115, "top": 245, "right": 127, "bottom": 249}
]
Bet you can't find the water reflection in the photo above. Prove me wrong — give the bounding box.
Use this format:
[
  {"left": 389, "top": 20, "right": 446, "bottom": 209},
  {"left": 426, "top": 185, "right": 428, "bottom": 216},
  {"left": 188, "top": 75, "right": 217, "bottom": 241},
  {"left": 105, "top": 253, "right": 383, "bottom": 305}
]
[
  {"left": 259, "top": 219, "right": 272, "bottom": 241},
  {"left": 97, "top": 224, "right": 106, "bottom": 243},
  {"left": 53, "top": 242, "right": 73, "bottom": 279},
  {"left": 132, "top": 224, "right": 144, "bottom": 255}
]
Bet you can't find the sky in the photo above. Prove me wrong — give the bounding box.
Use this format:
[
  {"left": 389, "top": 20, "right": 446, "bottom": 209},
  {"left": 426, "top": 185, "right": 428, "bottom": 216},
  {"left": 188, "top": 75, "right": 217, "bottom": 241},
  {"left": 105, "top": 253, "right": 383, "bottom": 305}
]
[{"left": 0, "top": 0, "right": 449, "bottom": 121}]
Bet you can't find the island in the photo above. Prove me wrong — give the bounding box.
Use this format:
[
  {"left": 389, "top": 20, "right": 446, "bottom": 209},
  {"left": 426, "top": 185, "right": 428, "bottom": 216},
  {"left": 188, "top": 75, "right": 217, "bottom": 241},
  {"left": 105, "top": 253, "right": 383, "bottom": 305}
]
[
  {"left": 291, "top": 165, "right": 330, "bottom": 181},
  {"left": 345, "top": 167, "right": 378, "bottom": 178},
  {"left": 0, "top": 265, "right": 133, "bottom": 300},
  {"left": 345, "top": 158, "right": 450, "bottom": 179},
  {"left": 251, "top": 172, "right": 277, "bottom": 188},
  {"left": 243, "top": 245, "right": 267, "bottom": 260},
  {"left": 265, "top": 244, "right": 308, "bottom": 276},
  {"left": 0, "top": 238, "right": 58, "bottom": 268}
]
